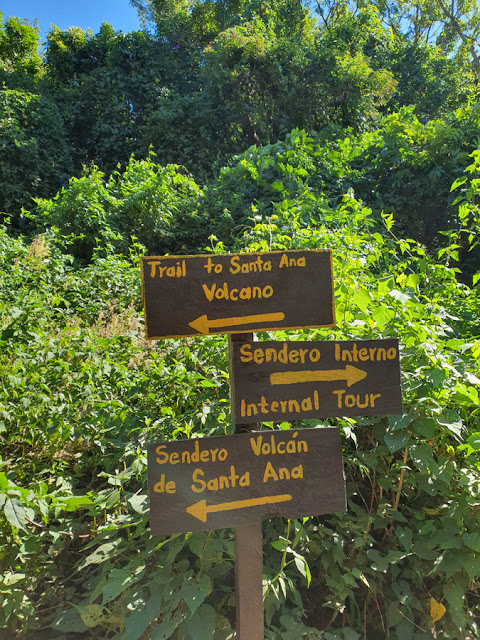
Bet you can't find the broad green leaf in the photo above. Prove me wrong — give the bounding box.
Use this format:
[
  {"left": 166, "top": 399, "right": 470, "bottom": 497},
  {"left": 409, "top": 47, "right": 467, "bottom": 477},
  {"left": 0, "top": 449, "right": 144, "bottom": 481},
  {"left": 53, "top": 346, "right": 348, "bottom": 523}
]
[
  {"left": 444, "top": 578, "right": 467, "bottom": 629},
  {"left": 413, "top": 417, "right": 436, "bottom": 438},
  {"left": 372, "top": 306, "right": 395, "bottom": 329},
  {"left": 74, "top": 604, "right": 105, "bottom": 628},
  {"left": 183, "top": 604, "right": 216, "bottom": 640},
  {"left": 453, "top": 382, "right": 479, "bottom": 404},
  {"left": 122, "top": 592, "right": 163, "bottom": 640},
  {"left": 384, "top": 429, "right": 410, "bottom": 453},
  {"left": 2, "top": 572, "right": 26, "bottom": 586},
  {"left": 151, "top": 605, "right": 187, "bottom": 640},
  {"left": 128, "top": 493, "right": 148, "bottom": 514},
  {"left": 388, "top": 414, "right": 413, "bottom": 432},
  {"left": 467, "top": 432, "right": 480, "bottom": 451},
  {"left": 76, "top": 539, "right": 125, "bottom": 570},
  {"left": 451, "top": 175, "right": 468, "bottom": 191},
  {"left": 388, "top": 289, "right": 411, "bottom": 304},
  {"left": 0, "top": 472, "right": 9, "bottom": 492},
  {"left": 463, "top": 532, "right": 480, "bottom": 552},
  {"left": 62, "top": 495, "right": 94, "bottom": 511},
  {"left": 396, "top": 526, "right": 413, "bottom": 552},
  {"left": 181, "top": 575, "right": 212, "bottom": 615},
  {"left": 4, "top": 497, "right": 27, "bottom": 532},
  {"left": 50, "top": 608, "right": 89, "bottom": 634},
  {"left": 437, "top": 410, "right": 463, "bottom": 439},
  {"left": 101, "top": 565, "right": 145, "bottom": 605},
  {"left": 409, "top": 444, "right": 437, "bottom": 474},
  {"left": 353, "top": 287, "right": 372, "bottom": 313}
]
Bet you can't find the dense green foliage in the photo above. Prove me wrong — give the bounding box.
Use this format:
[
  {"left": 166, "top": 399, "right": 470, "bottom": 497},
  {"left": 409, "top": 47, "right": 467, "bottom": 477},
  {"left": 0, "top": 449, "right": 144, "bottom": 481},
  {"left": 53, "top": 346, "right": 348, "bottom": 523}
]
[
  {"left": 1, "top": 179, "right": 480, "bottom": 638},
  {"left": 1, "top": 0, "right": 480, "bottom": 638}
]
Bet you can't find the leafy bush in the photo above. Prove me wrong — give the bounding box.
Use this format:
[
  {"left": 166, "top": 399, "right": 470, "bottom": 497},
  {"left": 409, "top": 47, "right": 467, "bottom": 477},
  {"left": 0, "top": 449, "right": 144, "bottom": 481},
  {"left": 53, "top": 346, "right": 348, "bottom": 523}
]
[
  {"left": 1, "top": 174, "right": 479, "bottom": 638},
  {"left": 33, "top": 155, "right": 202, "bottom": 261}
]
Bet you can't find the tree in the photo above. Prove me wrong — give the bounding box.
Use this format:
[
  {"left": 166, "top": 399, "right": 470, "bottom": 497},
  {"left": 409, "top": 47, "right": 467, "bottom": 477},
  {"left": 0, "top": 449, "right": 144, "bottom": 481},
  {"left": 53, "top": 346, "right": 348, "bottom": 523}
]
[
  {"left": 0, "top": 13, "right": 43, "bottom": 90},
  {"left": 0, "top": 90, "right": 73, "bottom": 222}
]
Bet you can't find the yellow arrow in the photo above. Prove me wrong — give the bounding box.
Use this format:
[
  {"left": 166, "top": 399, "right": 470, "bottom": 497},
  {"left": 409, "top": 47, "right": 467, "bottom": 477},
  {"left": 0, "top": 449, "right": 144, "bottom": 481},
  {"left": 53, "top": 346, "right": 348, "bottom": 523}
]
[
  {"left": 186, "top": 494, "right": 292, "bottom": 522},
  {"left": 189, "top": 312, "right": 285, "bottom": 335},
  {"left": 270, "top": 365, "right": 367, "bottom": 388}
]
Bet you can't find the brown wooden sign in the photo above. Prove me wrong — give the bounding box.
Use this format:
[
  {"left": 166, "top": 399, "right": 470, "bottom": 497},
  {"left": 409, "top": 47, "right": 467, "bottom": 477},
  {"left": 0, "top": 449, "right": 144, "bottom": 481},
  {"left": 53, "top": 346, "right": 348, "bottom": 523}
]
[
  {"left": 231, "top": 339, "right": 402, "bottom": 423},
  {"left": 140, "top": 250, "right": 334, "bottom": 339},
  {"left": 147, "top": 427, "right": 346, "bottom": 535}
]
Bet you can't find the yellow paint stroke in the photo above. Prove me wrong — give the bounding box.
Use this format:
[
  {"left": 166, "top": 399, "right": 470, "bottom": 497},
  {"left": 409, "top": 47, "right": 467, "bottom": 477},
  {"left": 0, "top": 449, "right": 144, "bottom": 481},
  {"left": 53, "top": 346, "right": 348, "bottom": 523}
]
[
  {"left": 430, "top": 598, "right": 446, "bottom": 624},
  {"left": 186, "top": 494, "right": 292, "bottom": 522},
  {"left": 189, "top": 312, "right": 285, "bottom": 334},
  {"left": 270, "top": 365, "right": 367, "bottom": 388}
]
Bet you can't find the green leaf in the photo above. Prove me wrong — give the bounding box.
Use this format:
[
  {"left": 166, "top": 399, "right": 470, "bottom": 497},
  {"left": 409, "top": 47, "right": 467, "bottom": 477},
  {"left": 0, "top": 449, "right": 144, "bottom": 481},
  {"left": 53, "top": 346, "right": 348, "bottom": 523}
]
[
  {"left": 294, "top": 555, "right": 311, "bottom": 586},
  {"left": 450, "top": 176, "right": 467, "bottom": 191},
  {"left": 122, "top": 591, "right": 163, "bottom": 640},
  {"left": 388, "top": 289, "right": 411, "bottom": 304},
  {"left": 183, "top": 604, "right": 216, "bottom": 640},
  {"left": 128, "top": 493, "right": 148, "bottom": 514},
  {"left": 409, "top": 443, "right": 437, "bottom": 474},
  {"left": 101, "top": 565, "right": 145, "bottom": 605},
  {"left": 396, "top": 526, "right": 413, "bottom": 552},
  {"left": 0, "top": 472, "right": 9, "bottom": 492},
  {"left": 384, "top": 429, "right": 410, "bottom": 453},
  {"left": 73, "top": 603, "right": 105, "bottom": 628},
  {"left": 181, "top": 575, "right": 212, "bottom": 615},
  {"left": 444, "top": 577, "right": 467, "bottom": 629},
  {"left": 76, "top": 539, "right": 125, "bottom": 570},
  {"left": 353, "top": 287, "right": 372, "bottom": 313},
  {"left": 62, "top": 496, "right": 94, "bottom": 511},
  {"left": 50, "top": 608, "right": 89, "bottom": 634},
  {"left": 437, "top": 410, "right": 463, "bottom": 439},
  {"left": 151, "top": 605, "right": 187, "bottom": 640},
  {"left": 413, "top": 417, "right": 436, "bottom": 438},
  {"left": 372, "top": 306, "right": 395, "bottom": 329},
  {"left": 453, "top": 382, "right": 479, "bottom": 404},
  {"left": 463, "top": 532, "right": 480, "bottom": 552},
  {"left": 4, "top": 497, "right": 27, "bottom": 532},
  {"left": 388, "top": 414, "right": 413, "bottom": 432}
]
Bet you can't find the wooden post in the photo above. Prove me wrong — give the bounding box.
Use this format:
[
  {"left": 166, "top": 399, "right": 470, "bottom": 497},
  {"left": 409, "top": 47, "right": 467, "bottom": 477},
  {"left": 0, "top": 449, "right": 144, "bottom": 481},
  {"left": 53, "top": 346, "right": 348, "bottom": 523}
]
[
  {"left": 235, "top": 520, "right": 264, "bottom": 640},
  {"left": 229, "top": 333, "right": 264, "bottom": 640}
]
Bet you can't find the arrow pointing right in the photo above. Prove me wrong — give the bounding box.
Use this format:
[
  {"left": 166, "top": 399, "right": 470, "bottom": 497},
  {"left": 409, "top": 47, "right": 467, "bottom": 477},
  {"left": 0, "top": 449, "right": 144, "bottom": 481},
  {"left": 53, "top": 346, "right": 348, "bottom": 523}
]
[{"left": 270, "top": 365, "right": 367, "bottom": 387}]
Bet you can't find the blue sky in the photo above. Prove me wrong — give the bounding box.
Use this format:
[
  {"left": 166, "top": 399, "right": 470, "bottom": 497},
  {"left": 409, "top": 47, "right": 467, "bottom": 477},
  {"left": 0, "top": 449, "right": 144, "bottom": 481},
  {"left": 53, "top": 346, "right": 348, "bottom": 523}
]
[{"left": 0, "top": 0, "right": 142, "bottom": 44}]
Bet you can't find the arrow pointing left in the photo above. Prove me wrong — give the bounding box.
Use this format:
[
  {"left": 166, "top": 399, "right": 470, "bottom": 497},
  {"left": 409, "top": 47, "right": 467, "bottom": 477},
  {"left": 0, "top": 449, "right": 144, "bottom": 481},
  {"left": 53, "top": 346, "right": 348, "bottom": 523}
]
[
  {"left": 187, "top": 494, "right": 293, "bottom": 522},
  {"left": 189, "top": 312, "right": 285, "bottom": 334}
]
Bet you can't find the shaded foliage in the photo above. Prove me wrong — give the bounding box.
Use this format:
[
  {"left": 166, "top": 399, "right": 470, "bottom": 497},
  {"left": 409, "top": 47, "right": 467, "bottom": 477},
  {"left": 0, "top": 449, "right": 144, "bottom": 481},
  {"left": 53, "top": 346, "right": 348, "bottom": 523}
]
[{"left": 0, "top": 90, "right": 73, "bottom": 224}]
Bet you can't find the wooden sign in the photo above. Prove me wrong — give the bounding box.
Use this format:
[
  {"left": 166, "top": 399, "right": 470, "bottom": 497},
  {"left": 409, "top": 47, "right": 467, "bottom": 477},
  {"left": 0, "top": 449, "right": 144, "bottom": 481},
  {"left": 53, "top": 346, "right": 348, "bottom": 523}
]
[
  {"left": 140, "top": 250, "right": 334, "bottom": 339},
  {"left": 147, "top": 427, "right": 346, "bottom": 535},
  {"left": 231, "top": 339, "right": 402, "bottom": 423}
]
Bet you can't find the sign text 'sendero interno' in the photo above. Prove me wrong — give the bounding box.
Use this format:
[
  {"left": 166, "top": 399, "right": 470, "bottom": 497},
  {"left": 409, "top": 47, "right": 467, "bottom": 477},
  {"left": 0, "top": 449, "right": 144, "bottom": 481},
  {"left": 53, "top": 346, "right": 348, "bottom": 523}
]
[{"left": 231, "top": 339, "right": 402, "bottom": 423}]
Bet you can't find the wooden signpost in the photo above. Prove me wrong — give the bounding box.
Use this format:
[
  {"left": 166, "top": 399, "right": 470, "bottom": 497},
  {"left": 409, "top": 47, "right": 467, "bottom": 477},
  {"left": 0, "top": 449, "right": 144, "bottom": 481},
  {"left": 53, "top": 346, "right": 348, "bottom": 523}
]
[
  {"left": 140, "top": 250, "right": 334, "bottom": 338},
  {"left": 140, "top": 248, "right": 403, "bottom": 640},
  {"left": 231, "top": 338, "right": 402, "bottom": 423}
]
